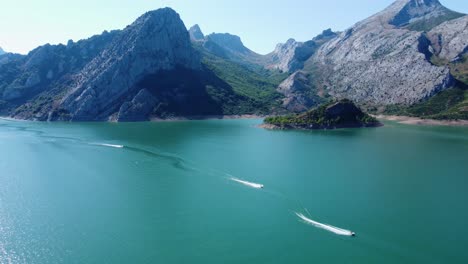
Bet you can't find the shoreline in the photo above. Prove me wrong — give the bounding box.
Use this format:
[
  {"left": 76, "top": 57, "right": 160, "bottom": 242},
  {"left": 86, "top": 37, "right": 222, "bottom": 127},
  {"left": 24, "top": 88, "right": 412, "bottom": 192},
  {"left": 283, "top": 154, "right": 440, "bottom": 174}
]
[
  {"left": 375, "top": 115, "right": 468, "bottom": 127},
  {"left": 149, "top": 114, "right": 263, "bottom": 122},
  {"left": 258, "top": 122, "right": 383, "bottom": 130},
  {"left": 0, "top": 115, "right": 264, "bottom": 123},
  {"left": 3, "top": 114, "right": 467, "bottom": 127}
]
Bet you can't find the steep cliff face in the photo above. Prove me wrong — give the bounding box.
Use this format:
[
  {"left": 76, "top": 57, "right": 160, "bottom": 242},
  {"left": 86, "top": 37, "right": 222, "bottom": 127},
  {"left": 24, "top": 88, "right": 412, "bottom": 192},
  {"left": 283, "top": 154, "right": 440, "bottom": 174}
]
[
  {"left": 311, "top": 0, "right": 463, "bottom": 106},
  {"left": 267, "top": 39, "right": 303, "bottom": 72},
  {"left": 428, "top": 15, "right": 468, "bottom": 61},
  {"left": 56, "top": 8, "right": 200, "bottom": 121}
]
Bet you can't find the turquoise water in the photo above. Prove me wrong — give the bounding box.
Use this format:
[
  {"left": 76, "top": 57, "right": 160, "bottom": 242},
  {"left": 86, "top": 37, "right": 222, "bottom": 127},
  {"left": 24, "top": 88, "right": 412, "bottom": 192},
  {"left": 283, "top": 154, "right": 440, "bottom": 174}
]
[{"left": 0, "top": 118, "right": 467, "bottom": 263}]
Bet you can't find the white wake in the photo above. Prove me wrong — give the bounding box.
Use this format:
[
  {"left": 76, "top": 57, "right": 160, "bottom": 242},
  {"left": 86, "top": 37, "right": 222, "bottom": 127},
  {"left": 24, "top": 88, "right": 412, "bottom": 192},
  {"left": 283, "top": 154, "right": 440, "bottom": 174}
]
[
  {"left": 296, "top": 212, "right": 355, "bottom": 237},
  {"left": 93, "top": 143, "right": 124, "bottom": 149},
  {"left": 230, "top": 177, "right": 264, "bottom": 189}
]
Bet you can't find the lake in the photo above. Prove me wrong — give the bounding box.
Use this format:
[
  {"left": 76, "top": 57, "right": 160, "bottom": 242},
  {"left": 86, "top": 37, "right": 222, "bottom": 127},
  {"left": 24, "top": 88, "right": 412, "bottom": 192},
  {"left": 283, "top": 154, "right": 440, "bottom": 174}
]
[{"left": 0, "top": 118, "right": 467, "bottom": 264}]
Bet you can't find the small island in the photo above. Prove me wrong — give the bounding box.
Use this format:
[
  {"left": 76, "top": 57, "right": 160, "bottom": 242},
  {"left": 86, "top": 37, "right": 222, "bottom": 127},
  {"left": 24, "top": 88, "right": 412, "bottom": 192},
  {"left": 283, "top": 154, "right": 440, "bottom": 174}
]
[{"left": 262, "top": 99, "right": 382, "bottom": 130}]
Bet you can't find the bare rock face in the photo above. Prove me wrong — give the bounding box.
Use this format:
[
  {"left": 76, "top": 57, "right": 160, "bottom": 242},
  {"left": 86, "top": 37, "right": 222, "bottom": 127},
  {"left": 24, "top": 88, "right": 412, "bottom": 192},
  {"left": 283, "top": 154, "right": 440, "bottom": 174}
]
[
  {"left": 267, "top": 39, "right": 302, "bottom": 72},
  {"left": 277, "top": 71, "right": 321, "bottom": 112},
  {"left": 428, "top": 15, "right": 468, "bottom": 61},
  {"left": 189, "top": 24, "right": 205, "bottom": 42},
  {"left": 266, "top": 29, "right": 337, "bottom": 73},
  {"left": 0, "top": 31, "right": 119, "bottom": 102},
  {"left": 389, "top": 0, "right": 455, "bottom": 28},
  {"left": 58, "top": 8, "right": 200, "bottom": 121},
  {"left": 312, "top": 0, "right": 460, "bottom": 105}
]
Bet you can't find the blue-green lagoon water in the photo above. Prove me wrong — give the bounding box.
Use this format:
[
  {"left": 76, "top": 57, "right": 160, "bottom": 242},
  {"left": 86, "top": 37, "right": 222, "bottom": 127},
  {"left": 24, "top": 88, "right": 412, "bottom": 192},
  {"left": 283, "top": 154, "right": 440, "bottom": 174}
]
[{"left": 0, "top": 118, "right": 467, "bottom": 263}]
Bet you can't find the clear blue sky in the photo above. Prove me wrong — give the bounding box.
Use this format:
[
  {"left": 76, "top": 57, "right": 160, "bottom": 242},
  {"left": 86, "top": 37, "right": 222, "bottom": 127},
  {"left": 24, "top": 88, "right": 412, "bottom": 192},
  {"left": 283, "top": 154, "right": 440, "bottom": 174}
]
[{"left": 1, "top": 0, "right": 466, "bottom": 55}]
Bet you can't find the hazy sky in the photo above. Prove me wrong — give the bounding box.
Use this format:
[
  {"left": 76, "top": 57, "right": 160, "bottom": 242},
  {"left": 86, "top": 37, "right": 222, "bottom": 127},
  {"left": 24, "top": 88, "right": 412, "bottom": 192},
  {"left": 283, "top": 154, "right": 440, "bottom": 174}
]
[{"left": 1, "top": 0, "right": 467, "bottom": 55}]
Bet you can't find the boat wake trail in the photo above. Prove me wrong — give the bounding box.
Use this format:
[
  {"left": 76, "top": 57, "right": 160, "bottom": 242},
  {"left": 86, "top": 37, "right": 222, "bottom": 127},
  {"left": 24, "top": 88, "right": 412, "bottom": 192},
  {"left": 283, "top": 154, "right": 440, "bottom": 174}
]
[
  {"left": 230, "top": 177, "right": 264, "bottom": 189},
  {"left": 92, "top": 143, "right": 125, "bottom": 149},
  {"left": 125, "top": 146, "right": 196, "bottom": 172},
  {"left": 296, "top": 212, "right": 355, "bottom": 237}
]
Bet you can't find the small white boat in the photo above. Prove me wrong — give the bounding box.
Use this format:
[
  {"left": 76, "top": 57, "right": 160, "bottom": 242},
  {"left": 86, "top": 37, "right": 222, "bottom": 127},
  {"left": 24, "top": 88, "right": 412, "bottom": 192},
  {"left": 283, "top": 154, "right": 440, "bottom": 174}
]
[{"left": 230, "top": 177, "right": 264, "bottom": 189}]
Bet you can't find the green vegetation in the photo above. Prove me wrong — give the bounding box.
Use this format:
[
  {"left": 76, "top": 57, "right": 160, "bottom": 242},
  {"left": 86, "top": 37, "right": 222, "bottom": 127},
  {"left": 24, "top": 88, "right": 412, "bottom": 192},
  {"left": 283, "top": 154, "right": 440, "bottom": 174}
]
[
  {"left": 200, "top": 48, "right": 287, "bottom": 112},
  {"left": 406, "top": 11, "right": 465, "bottom": 32},
  {"left": 450, "top": 55, "right": 468, "bottom": 85},
  {"left": 431, "top": 54, "right": 468, "bottom": 85},
  {"left": 264, "top": 99, "right": 380, "bottom": 129},
  {"left": 383, "top": 53, "right": 468, "bottom": 121},
  {"left": 384, "top": 86, "right": 468, "bottom": 120}
]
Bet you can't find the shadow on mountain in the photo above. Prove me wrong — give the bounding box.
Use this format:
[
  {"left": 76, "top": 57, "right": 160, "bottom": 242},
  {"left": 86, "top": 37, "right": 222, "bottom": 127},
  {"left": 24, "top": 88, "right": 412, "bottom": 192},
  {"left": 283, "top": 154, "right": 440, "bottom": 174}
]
[{"left": 135, "top": 66, "right": 251, "bottom": 119}]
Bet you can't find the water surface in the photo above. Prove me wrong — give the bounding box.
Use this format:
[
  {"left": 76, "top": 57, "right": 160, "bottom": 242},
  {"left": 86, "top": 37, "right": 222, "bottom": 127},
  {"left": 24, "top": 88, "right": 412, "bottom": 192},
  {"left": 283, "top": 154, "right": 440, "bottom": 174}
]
[{"left": 0, "top": 118, "right": 467, "bottom": 263}]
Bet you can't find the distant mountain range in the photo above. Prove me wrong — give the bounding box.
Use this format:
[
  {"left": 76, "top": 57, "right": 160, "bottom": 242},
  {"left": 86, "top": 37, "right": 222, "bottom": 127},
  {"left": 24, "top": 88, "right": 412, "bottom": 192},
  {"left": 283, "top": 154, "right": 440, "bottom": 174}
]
[{"left": 0, "top": 0, "right": 466, "bottom": 121}]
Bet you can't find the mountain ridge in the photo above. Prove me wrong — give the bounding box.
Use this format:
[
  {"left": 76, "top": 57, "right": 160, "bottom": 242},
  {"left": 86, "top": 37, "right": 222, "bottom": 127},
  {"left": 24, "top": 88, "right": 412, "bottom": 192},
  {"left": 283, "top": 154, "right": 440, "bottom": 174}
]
[{"left": 0, "top": 1, "right": 467, "bottom": 121}]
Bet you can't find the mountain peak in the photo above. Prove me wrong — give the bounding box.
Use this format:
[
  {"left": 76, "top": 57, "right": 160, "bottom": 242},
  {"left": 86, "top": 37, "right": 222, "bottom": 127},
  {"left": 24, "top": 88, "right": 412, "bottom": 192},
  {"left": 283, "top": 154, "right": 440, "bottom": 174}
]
[
  {"left": 206, "top": 33, "right": 250, "bottom": 54},
  {"left": 130, "top": 8, "right": 185, "bottom": 32},
  {"left": 390, "top": 0, "right": 444, "bottom": 26},
  {"left": 189, "top": 24, "right": 205, "bottom": 41},
  {"left": 139, "top": 7, "right": 179, "bottom": 20},
  {"left": 354, "top": 0, "right": 464, "bottom": 32}
]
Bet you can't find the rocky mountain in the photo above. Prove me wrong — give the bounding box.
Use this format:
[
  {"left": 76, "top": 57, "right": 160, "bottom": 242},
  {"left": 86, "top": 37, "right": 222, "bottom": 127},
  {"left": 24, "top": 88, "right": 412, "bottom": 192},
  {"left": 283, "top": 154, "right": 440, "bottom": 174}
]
[
  {"left": 58, "top": 9, "right": 201, "bottom": 121},
  {"left": 1, "top": 1, "right": 467, "bottom": 122},
  {"left": 307, "top": 0, "right": 466, "bottom": 107},
  {"left": 1, "top": 8, "right": 280, "bottom": 121}
]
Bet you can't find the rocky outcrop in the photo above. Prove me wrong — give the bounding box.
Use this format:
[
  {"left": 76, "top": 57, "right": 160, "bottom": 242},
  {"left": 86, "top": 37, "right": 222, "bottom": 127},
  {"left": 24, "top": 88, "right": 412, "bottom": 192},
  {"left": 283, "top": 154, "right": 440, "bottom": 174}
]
[
  {"left": 311, "top": 0, "right": 462, "bottom": 106},
  {"left": 265, "top": 29, "right": 337, "bottom": 73},
  {"left": 267, "top": 39, "right": 303, "bottom": 72},
  {"left": 189, "top": 24, "right": 205, "bottom": 42},
  {"left": 428, "top": 15, "right": 468, "bottom": 61}
]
